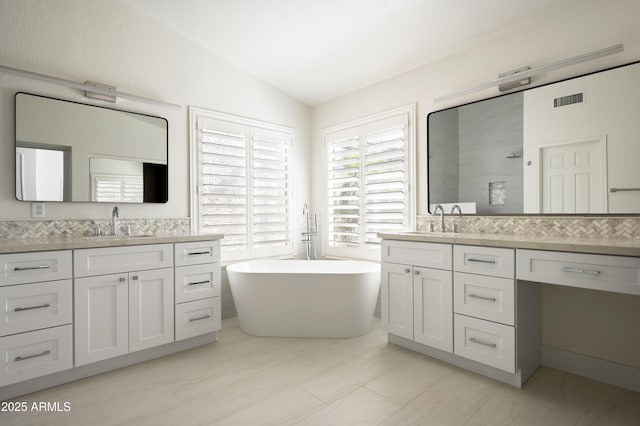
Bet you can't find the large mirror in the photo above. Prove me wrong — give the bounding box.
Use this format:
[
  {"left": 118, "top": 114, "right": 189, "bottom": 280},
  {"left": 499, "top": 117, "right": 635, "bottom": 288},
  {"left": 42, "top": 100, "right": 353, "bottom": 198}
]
[
  {"left": 428, "top": 61, "right": 640, "bottom": 215},
  {"left": 15, "top": 93, "right": 168, "bottom": 203}
]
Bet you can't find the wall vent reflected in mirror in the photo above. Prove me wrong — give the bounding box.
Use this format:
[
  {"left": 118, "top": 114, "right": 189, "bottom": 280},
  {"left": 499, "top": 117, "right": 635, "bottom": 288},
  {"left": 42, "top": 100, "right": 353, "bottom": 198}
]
[
  {"left": 554, "top": 92, "right": 584, "bottom": 108},
  {"left": 15, "top": 93, "right": 168, "bottom": 203},
  {"left": 428, "top": 60, "right": 640, "bottom": 215}
]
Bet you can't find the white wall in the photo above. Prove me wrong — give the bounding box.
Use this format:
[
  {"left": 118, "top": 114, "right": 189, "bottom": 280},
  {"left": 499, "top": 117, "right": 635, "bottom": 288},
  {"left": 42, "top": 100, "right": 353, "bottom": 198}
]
[{"left": 0, "top": 0, "right": 310, "bottom": 224}]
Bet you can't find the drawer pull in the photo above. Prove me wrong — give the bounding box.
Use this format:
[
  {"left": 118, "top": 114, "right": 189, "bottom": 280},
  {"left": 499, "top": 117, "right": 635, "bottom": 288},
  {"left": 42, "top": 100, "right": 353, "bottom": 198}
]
[
  {"left": 468, "top": 294, "right": 497, "bottom": 302},
  {"left": 187, "top": 251, "right": 210, "bottom": 256},
  {"left": 188, "top": 280, "right": 210, "bottom": 286},
  {"left": 15, "top": 350, "right": 51, "bottom": 362},
  {"left": 189, "top": 314, "right": 211, "bottom": 322},
  {"left": 119, "top": 277, "right": 126, "bottom": 282},
  {"left": 467, "top": 258, "right": 496, "bottom": 264},
  {"left": 14, "top": 265, "right": 50, "bottom": 271},
  {"left": 469, "top": 337, "right": 497, "bottom": 348},
  {"left": 14, "top": 303, "right": 51, "bottom": 312},
  {"left": 561, "top": 267, "right": 601, "bottom": 276}
]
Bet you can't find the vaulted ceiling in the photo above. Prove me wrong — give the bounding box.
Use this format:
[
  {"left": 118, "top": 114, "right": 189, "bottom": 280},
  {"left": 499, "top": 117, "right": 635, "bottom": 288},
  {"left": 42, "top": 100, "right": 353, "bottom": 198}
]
[{"left": 124, "top": 0, "right": 575, "bottom": 106}]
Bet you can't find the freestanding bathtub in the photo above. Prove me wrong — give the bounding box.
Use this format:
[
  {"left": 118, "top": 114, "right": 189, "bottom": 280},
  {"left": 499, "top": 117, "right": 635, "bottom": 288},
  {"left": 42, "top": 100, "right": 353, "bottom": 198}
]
[{"left": 227, "top": 260, "right": 381, "bottom": 338}]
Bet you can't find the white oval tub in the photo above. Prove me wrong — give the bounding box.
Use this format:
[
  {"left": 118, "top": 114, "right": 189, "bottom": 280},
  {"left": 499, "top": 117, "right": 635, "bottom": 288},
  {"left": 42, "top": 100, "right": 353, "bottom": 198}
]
[{"left": 227, "top": 260, "right": 381, "bottom": 338}]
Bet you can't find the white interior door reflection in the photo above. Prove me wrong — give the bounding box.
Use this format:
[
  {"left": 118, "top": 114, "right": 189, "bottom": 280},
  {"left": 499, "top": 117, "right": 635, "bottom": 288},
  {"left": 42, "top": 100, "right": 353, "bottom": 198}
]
[{"left": 15, "top": 147, "right": 67, "bottom": 201}]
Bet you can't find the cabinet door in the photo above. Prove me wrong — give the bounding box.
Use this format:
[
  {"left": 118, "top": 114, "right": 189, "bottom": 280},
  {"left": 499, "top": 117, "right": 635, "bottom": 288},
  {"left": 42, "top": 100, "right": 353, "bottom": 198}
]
[
  {"left": 129, "top": 268, "right": 174, "bottom": 352},
  {"left": 75, "top": 274, "right": 128, "bottom": 366},
  {"left": 381, "top": 262, "right": 413, "bottom": 340},
  {"left": 413, "top": 267, "right": 453, "bottom": 353}
]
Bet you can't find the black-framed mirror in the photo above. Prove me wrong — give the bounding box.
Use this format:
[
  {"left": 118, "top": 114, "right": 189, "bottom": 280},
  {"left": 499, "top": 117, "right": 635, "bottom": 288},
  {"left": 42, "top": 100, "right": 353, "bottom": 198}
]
[
  {"left": 427, "top": 61, "right": 640, "bottom": 215},
  {"left": 15, "top": 92, "right": 168, "bottom": 203}
]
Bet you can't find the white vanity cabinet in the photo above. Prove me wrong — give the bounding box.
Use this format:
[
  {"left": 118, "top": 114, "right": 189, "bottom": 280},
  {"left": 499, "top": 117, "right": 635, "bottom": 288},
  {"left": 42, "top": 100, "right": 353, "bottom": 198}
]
[
  {"left": 0, "top": 250, "right": 73, "bottom": 386},
  {"left": 453, "top": 245, "right": 516, "bottom": 373},
  {"left": 74, "top": 244, "right": 175, "bottom": 366},
  {"left": 381, "top": 240, "right": 453, "bottom": 352},
  {"left": 0, "top": 236, "right": 223, "bottom": 400},
  {"left": 174, "top": 241, "right": 221, "bottom": 341}
]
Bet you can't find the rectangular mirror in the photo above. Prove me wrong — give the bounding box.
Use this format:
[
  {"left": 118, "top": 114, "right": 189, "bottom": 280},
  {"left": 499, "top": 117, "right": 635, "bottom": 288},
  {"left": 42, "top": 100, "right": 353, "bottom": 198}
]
[
  {"left": 15, "top": 92, "right": 168, "bottom": 203},
  {"left": 428, "top": 61, "right": 640, "bottom": 215}
]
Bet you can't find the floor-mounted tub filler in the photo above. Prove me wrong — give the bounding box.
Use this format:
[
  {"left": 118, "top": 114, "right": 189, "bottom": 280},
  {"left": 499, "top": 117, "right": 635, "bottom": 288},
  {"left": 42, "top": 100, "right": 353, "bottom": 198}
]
[{"left": 227, "top": 260, "right": 381, "bottom": 338}]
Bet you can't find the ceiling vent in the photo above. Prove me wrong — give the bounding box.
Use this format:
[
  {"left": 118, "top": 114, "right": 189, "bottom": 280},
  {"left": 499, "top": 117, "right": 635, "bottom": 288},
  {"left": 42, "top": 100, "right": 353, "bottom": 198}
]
[{"left": 554, "top": 92, "right": 584, "bottom": 108}]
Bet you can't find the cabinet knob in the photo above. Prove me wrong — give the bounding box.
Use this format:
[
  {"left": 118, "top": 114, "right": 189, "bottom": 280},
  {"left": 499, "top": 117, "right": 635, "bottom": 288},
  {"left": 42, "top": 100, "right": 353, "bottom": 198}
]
[
  {"left": 118, "top": 277, "right": 126, "bottom": 282},
  {"left": 132, "top": 275, "right": 139, "bottom": 280},
  {"left": 415, "top": 270, "right": 420, "bottom": 275},
  {"left": 404, "top": 268, "right": 411, "bottom": 273}
]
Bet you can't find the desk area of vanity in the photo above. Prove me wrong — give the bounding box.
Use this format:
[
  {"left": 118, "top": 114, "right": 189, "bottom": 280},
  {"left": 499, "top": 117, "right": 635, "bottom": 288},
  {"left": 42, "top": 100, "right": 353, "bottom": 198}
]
[{"left": 377, "top": 231, "right": 640, "bottom": 392}]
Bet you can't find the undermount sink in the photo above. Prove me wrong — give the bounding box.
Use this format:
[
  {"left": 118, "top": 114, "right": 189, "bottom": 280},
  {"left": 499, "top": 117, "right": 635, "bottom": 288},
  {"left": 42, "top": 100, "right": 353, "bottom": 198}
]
[
  {"left": 398, "top": 231, "right": 451, "bottom": 235},
  {"left": 82, "top": 234, "right": 156, "bottom": 241}
]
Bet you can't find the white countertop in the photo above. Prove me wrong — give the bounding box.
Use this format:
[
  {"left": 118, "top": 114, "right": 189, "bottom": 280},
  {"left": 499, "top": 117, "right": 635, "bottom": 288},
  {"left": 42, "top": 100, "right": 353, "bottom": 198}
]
[
  {"left": 0, "top": 234, "right": 224, "bottom": 254},
  {"left": 377, "top": 231, "right": 640, "bottom": 257}
]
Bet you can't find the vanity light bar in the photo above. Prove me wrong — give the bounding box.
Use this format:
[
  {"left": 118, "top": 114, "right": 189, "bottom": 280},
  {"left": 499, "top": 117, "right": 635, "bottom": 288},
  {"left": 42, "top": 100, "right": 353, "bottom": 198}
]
[
  {"left": 434, "top": 43, "right": 624, "bottom": 103},
  {"left": 0, "top": 64, "right": 181, "bottom": 109}
]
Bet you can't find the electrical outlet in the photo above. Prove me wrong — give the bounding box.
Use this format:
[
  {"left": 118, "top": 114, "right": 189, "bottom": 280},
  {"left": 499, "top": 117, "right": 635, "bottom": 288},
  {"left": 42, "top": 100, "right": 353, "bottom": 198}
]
[{"left": 32, "top": 202, "right": 46, "bottom": 218}]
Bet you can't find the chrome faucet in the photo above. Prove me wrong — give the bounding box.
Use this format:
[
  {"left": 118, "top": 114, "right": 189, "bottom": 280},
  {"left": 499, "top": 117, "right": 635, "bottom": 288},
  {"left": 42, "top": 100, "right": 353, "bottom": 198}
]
[
  {"left": 450, "top": 204, "right": 462, "bottom": 233},
  {"left": 433, "top": 204, "right": 445, "bottom": 232},
  {"left": 111, "top": 206, "right": 120, "bottom": 236}
]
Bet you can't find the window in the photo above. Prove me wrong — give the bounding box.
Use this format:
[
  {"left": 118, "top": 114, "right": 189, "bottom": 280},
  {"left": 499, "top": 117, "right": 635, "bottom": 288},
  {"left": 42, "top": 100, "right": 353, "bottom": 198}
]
[
  {"left": 189, "top": 108, "right": 294, "bottom": 262},
  {"left": 325, "top": 105, "right": 415, "bottom": 260},
  {"left": 92, "top": 174, "right": 143, "bottom": 202}
]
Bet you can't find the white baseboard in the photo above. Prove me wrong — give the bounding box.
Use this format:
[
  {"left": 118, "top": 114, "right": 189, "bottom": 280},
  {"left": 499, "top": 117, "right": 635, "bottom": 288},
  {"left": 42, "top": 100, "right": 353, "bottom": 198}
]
[{"left": 542, "top": 345, "right": 640, "bottom": 392}]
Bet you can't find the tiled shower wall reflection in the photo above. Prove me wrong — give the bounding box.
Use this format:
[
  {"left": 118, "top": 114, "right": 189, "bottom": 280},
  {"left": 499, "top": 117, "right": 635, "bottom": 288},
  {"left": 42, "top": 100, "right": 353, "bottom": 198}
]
[
  {"left": 417, "top": 215, "right": 640, "bottom": 239},
  {"left": 0, "top": 218, "right": 190, "bottom": 240}
]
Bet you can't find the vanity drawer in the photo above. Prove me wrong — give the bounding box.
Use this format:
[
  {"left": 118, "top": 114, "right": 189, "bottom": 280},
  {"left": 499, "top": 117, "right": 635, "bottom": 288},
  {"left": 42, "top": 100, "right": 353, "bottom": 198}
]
[
  {"left": 74, "top": 244, "right": 173, "bottom": 277},
  {"left": 0, "top": 250, "right": 72, "bottom": 286},
  {"left": 454, "top": 314, "right": 515, "bottom": 373},
  {"left": 382, "top": 240, "right": 452, "bottom": 270},
  {"left": 454, "top": 245, "right": 514, "bottom": 279},
  {"left": 0, "top": 324, "right": 73, "bottom": 386},
  {"left": 0, "top": 280, "right": 72, "bottom": 336},
  {"left": 454, "top": 273, "right": 514, "bottom": 326},
  {"left": 175, "top": 240, "right": 220, "bottom": 267},
  {"left": 175, "top": 263, "right": 221, "bottom": 304},
  {"left": 175, "top": 297, "right": 221, "bottom": 341},
  {"left": 517, "top": 249, "right": 640, "bottom": 295}
]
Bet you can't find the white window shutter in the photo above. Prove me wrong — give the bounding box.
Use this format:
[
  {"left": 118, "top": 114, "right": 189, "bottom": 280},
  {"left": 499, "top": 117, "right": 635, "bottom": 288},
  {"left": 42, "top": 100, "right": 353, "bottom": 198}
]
[
  {"left": 325, "top": 107, "right": 413, "bottom": 260},
  {"left": 93, "top": 174, "right": 143, "bottom": 203},
  {"left": 199, "top": 118, "right": 249, "bottom": 260},
  {"left": 251, "top": 127, "right": 292, "bottom": 258},
  {"left": 364, "top": 114, "right": 408, "bottom": 247},
  {"left": 193, "top": 111, "right": 293, "bottom": 262},
  {"left": 326, "top": 127, "right": 361, "bottom": 253}
]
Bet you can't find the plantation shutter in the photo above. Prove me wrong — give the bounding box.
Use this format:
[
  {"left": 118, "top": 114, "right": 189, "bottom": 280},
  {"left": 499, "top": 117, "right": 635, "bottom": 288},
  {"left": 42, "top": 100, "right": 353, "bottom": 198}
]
[
  {"left": 326, "top": 127, "right": 361, "bottom": 255},
  {"left": 195, "top": 113, "right": 292, "bottom": 262},
  {"left": 198, "top": 117, "right": 249, "bottom": 260},
  {"left": 325, "top": 110, "right": 411, "bottom": 259},
  {"left": 251, "top": 127, "right": 291, "bottom": 258},
  {"left": 93, "top": 174, "right": 143, "bottom": 203},
  {"left": 364, "top": 114, "right": 408, "bottom": 247}
]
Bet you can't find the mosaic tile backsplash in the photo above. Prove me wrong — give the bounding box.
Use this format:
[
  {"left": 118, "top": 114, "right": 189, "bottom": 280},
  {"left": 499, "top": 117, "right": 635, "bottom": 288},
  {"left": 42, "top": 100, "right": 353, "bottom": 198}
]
[
  {"left": 0, "top": 218, "right": 191, "bottom": 240},
  {"left": 3, "top": 216, "right": 640, "bottom": 241},
  {"left": 417, "top": 215, "right": 640, "bottom": 239}
]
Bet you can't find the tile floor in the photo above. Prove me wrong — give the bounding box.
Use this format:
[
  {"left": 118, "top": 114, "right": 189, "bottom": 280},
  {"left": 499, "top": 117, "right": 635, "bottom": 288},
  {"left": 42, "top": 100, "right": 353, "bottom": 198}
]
[{"left": 2, "top": 318, "right": 639, "bottom": 425}]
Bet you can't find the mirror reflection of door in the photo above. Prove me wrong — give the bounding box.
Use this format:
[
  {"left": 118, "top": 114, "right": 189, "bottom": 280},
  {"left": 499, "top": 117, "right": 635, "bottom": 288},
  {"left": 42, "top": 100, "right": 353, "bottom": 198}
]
[
  {"left": 15, "top": 147, "right": 69, "bottom": 201},
  {"left": 540, "top": 137, "right": 607, "bottom": 213}
]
